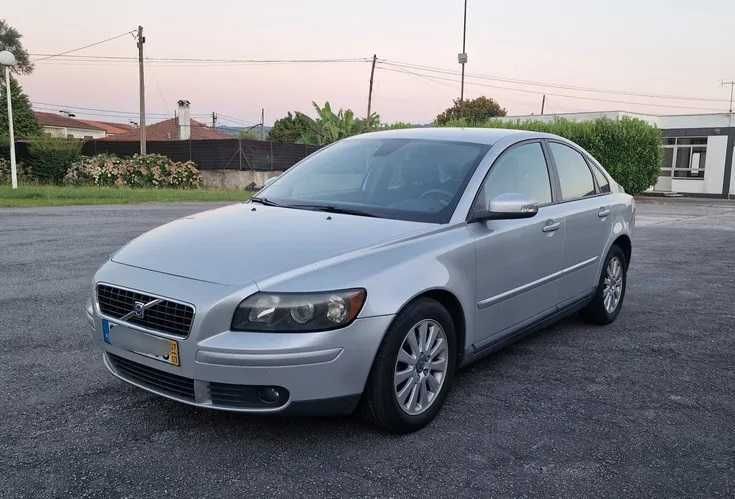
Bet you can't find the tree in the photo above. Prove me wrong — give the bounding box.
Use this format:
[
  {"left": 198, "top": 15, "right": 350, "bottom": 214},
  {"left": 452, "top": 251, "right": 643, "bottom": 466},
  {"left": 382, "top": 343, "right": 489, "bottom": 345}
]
[
  {"left": 435, "top": 96, "right": 507, "bottom": 125},
  {"left": 0, "top": 19, "right": 33, "bottom": 74},
  {"left": 238, "top": 128, "right": 261, "bottom": 141},
  {"left": 270, "top": 103, "right": 379, "bottom": 145},
  {"left": 0, "top": 75, "right": 40, "bottom": 139},
  {"left": 269, "top": 112, "right": 311, "bottom": 143}
]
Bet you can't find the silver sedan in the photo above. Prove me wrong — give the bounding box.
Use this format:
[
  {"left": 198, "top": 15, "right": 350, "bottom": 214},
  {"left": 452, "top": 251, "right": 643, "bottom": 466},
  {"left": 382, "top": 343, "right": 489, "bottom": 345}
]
[{"left": 88, "top": 127, "right": 634, "bottom": 433}]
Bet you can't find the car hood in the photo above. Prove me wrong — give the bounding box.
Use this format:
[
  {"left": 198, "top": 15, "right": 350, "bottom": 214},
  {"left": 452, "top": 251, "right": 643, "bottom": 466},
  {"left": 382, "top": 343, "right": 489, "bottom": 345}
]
[{"left": 111, "top": 203, "right": 434, "bottom": 286}]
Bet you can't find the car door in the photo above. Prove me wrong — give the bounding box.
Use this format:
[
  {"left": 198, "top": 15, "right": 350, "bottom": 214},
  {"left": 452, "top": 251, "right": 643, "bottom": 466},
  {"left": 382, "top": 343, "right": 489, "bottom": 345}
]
[
  {"left": 546, "top": 141, "right": 613, "bottom": 306},
  {"left": 472, "top": 141, "right": 566, "bottom": 348}
]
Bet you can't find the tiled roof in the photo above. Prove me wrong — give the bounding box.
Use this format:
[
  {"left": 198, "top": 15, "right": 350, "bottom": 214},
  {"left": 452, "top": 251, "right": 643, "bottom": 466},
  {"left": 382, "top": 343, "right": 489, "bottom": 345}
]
[
  {"left": 98, "top": 117, "right": 231, "bottom": 141},
  {"left": 77, "top": 120, "right": 135, "bottom": 135},
  {"left": 34, "top": 111, "right": 106, "bottom": 131}
]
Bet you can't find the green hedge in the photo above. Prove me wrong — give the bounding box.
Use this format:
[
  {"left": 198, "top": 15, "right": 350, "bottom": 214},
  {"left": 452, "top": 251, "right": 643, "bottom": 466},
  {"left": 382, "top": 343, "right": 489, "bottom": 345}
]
[
  {"left": 27, "top": 137, "right": 83, "bottom": 184},
  {"left": 442, "top": 117, "right": 662, "bottom": 194},
  {"left": 0, "top": 158, "right": 33, "bottom": 185}
]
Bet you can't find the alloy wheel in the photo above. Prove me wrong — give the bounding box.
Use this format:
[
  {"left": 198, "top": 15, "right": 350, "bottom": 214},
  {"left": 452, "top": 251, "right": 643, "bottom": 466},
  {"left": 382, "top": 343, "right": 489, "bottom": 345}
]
[
  {"left": 393, "top": 319, "right": 449, "bottom": 415},
  {"left": 603, "top": 256, "right": 624, "bottom": 313}
]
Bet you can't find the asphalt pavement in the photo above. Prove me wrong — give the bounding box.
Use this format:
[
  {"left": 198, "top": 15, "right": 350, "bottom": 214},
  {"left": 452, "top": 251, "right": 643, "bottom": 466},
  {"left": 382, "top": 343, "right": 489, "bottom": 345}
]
[{"left": 1, "top": 198, "right": 733, "bottom": 497}]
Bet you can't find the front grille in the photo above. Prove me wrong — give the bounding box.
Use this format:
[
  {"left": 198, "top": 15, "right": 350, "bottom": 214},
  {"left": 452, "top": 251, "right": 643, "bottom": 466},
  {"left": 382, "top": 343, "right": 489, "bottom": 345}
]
[
  {"left": 97, "top": 284, "right": 194, "bottom": 337},
  {"left": 108, "top": 353, "right": 195, "bottom": 401}
]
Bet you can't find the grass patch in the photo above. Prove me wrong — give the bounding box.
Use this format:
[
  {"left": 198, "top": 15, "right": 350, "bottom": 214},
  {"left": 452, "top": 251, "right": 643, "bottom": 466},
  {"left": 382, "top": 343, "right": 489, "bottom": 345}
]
[{"left": 0, "top": 185, "right": 251, "bottom": 208}]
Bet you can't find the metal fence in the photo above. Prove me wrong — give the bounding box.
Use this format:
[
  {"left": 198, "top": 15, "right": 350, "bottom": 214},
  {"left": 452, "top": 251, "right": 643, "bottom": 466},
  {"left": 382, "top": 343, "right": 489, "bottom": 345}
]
[{"left": 81, "top": 138, "right": 322, "bottom": 171}]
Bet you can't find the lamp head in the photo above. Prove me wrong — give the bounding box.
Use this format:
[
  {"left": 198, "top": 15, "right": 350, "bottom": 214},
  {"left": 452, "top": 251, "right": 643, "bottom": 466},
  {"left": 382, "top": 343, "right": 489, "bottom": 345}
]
[{"left": 0, "top": 51, "right": 17, "bottom": 66}]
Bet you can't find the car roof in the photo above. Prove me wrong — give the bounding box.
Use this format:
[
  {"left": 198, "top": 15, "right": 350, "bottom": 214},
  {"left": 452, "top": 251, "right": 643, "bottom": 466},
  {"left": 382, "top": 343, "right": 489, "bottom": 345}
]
[{"left": 350, "top": 127, "right": 553, "bottom": 146}]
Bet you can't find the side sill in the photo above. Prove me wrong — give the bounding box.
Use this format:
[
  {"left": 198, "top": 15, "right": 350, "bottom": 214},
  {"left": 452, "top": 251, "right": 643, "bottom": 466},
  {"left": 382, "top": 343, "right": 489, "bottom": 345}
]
[{"left": 470, "top": 293, "right": 594, "bottom": 358}]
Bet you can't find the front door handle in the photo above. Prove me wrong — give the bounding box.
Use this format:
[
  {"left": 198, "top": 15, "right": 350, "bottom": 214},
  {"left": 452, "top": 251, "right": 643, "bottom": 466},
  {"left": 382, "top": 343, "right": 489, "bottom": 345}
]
[
  {"left": 542, "top": 220, "right": 561, "bottom": 233},
  {"left": 598, "top": 207, "right": 611, "bottom": 218}
]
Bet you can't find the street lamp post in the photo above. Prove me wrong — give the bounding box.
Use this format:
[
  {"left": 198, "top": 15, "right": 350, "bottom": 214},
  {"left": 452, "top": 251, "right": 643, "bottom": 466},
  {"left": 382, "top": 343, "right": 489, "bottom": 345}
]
[{"left": 0, "top": 50, "right": 18, "bottom": 189}]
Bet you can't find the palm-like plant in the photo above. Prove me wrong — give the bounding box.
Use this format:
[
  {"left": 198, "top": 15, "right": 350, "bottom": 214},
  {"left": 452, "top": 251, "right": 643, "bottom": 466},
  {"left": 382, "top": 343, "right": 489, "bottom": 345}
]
[{"left": 296, "top": 102, "right": 379, "bottom": 145}]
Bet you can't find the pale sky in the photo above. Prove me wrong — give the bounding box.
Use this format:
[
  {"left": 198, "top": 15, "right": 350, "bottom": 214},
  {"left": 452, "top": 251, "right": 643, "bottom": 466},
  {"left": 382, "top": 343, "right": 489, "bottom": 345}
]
[{"left": 5, "top": 0, "right": 735, "bottom": 126}]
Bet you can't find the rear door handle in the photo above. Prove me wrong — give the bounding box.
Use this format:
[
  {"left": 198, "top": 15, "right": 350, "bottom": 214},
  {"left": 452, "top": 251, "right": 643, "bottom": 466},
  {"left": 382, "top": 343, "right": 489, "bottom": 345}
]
[
  {"left": 542, "top": 220, "right": 561, "bottom": 233},
  {"left": 598, "top": 207, "right": 611, "bottom": 218}
]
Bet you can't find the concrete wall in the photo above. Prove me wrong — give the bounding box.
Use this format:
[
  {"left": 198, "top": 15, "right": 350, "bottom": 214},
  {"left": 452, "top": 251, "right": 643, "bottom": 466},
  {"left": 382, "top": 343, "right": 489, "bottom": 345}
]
[
  {"left": 43, "top": 126, "right": 106, "bottom": 139},
  {"left": 704, "top": 136, "right": 728, "bottom": 194},
  {"left": 200, "top": 169, "right": 282, "bottom": 190}
]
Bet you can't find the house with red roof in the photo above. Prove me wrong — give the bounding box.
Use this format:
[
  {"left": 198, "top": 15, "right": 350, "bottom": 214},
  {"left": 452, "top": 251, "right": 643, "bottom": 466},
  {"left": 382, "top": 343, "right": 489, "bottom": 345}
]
[
  {"left": 98, "top": 100, "right": 231, "bottom": 142},
  {"left": 34, "top": 111, "right": 108, "bottom": 139}
]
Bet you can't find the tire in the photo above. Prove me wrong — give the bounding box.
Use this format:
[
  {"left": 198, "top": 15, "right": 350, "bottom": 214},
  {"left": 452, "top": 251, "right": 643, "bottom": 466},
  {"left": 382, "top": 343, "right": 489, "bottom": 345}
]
[
  {"left": 362, "top": 297, "right": 457, "bottom": 434},
  {"left": 581, "top": 245, "right": 627, "bottom": 325}
]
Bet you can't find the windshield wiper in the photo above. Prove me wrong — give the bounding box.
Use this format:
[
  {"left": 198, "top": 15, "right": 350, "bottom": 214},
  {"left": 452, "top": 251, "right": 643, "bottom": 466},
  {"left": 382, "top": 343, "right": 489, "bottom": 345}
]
[
  {"left": 287, "top": 203, "right": 379, "bottom": 218},
  {"left": 250, "top": 197, "right": 281, "bottom": 207}
]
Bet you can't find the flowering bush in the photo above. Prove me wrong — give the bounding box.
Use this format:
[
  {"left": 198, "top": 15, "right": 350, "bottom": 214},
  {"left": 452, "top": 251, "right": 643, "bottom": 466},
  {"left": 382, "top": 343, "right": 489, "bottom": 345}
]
[
  {"left": 64, "top": 154, "right": 201, "bottom": 189},
  {"left": 0, "top": 158, "right": 33, "bottom": 184}
]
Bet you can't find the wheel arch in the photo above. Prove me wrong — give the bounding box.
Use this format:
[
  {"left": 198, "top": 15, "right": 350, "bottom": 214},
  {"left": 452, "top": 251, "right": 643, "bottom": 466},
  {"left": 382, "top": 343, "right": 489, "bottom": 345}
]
[
  {"left": 393, "top": 288, "right": 467, "bottom": 367},
  {"left": 612, "top": 234, "right": 632, "bottom": 268}
]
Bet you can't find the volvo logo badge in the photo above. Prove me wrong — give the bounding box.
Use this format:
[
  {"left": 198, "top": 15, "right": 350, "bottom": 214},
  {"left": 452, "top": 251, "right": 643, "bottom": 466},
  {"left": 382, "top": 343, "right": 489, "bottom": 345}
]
[
  {"left": 133, "top": 301, "right": 146, "bottom": 319},
  {"left": 120, "top": 298, "right": 163, "bottom": 322}
]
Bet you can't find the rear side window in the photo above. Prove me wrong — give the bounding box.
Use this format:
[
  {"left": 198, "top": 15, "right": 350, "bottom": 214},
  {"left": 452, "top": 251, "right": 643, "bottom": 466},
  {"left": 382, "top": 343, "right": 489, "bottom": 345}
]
[
  {"left": 549, "top": 143, "right": 596, "bottom": 200},
  {"left": 590, "top": 163, "right": 611, "bottom": 193},
  {"left": 477, "top": 142, "right": 552, "bottom": 207}
]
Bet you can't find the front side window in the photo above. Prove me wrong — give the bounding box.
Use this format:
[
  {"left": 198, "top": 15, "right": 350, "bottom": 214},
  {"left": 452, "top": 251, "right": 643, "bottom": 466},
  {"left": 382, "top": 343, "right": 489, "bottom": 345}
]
[
  {"left": 475, "top": 142, "right": 552, "bottom": 207},
  {"left": 261, "top": 138, "right": 489, "bottom": 223},
  {"left": 549, "top": 142, "right": 596, "bottom": 200}
]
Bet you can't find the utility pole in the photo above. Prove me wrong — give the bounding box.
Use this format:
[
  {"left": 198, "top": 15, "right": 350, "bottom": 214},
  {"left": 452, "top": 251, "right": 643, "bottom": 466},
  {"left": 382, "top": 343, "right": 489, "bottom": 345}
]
[
  {"left": 136, "top": 26, "right": 146, "bottom": 155},
  {"left": 540, "top": 94, "right": 546, "bottom": 115},
  {"left": 723, "top": 80, "right": 735, "bottom": 114},
  {"left": 260, "top": 108, "right": 265, "bottom": 141},
  {"left": 458, "top": 0, "right": 468, "bottom": 102},
  {"left": 367, "top": 54, "right": 377, "bottom": 122},
  {"left": 211, "top": 112, "right": 217, "bottom": 129}
]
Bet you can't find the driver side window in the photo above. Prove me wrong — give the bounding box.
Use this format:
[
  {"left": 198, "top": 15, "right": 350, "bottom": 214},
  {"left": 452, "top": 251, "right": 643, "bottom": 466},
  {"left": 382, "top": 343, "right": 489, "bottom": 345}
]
[{"left": 476, "top": 142, "right": 552, "bottom": 208}]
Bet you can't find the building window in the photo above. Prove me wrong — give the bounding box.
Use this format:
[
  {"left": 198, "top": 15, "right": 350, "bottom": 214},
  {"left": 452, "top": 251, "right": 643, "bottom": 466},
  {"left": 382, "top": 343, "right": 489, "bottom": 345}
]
[{"left": 661, "top": 137, "right": 707, "bottom": 179}]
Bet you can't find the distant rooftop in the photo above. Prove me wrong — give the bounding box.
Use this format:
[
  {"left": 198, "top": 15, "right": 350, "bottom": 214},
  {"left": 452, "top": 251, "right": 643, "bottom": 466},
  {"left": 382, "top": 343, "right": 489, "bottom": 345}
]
[
  {"left": 97, "top": 117, "right": 231, "bottom": 141},
  {"left": 34, "top": 111, "right": 105, "bottom": 131}
]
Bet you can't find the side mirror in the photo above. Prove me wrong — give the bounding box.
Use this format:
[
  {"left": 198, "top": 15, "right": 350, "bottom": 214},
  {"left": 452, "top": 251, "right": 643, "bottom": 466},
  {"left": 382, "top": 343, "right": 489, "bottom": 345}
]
[
  {"left": 262, "top": 175, "right": 279, "bottom": 189},
  {"left": 470, "top": 193, "right": 538, "bottom": 222}
]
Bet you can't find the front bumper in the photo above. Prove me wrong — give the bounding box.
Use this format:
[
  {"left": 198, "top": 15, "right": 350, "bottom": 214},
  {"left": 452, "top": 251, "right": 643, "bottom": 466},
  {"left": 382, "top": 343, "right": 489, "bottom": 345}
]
[{"left": 95, "top": 312, "right": 394, "bottom": 415}]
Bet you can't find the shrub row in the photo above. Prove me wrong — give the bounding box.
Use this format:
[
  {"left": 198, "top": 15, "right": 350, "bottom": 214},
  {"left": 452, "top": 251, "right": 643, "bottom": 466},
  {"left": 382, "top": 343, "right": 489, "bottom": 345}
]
[
  {"left": 442, "top": 117, "right": 662, "bottom": 195},
  {"left": 0, "top": 157, "right": 33, "bottom": 184},
  {"left": 23, "top": 137, "right": 83, "bottom": 183},
  {"left": 63, "top": 154, "right": 201, "bottom": 189}
]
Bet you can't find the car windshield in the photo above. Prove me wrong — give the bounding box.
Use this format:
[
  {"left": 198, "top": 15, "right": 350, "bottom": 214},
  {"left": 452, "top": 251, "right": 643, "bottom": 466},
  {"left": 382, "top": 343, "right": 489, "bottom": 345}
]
[{"left": 258, "top": 138, "right": 489, "bottom": 223}]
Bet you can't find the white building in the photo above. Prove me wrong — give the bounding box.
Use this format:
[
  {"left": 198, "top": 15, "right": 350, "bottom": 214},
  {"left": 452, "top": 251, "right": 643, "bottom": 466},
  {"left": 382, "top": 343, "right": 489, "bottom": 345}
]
[
  {"left": 502, "top": 111, "right": 735, "bottom": 198},
  {"left": 34, "top": 111, "right": 107, "bottom": 139}
]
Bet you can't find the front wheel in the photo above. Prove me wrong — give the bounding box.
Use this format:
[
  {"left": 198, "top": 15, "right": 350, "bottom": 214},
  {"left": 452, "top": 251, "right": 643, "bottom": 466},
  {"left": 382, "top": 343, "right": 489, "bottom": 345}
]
[
  {"left": 362, "top": 298, "right": 456, "bottom": 434},
  {"left": 582, "top": 245, "right": 627, "bottom": 324}
]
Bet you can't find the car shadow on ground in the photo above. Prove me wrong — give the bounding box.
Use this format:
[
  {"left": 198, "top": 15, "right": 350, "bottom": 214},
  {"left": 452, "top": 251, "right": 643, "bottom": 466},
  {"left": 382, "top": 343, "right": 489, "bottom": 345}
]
[{"left": 119, "top": 313, "right": 587, "bottom": 440}]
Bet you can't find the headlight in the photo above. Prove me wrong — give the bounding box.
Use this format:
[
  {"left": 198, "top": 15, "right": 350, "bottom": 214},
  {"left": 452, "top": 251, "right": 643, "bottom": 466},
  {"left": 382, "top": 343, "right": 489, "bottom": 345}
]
[{"left": 231, "top": 289, "right": 366, "bottom": 332}]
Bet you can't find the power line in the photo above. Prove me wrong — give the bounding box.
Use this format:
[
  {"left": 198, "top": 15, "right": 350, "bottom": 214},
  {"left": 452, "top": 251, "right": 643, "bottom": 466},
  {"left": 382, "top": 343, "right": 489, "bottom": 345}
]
[
  {"left": 30, "top": 53, "right": 371, "bottom": 65},
  {"left": 31, "top": 30, "right": 137, "bottom": 62},
  {"left": 378, "top": 66, "right": 725, "bottom": 112},
  {"left": 31, "top": 101, "right": 172, "bottom": 117},
  {"left": 380, "top": 60, "right": 730, "bottom": 104}
]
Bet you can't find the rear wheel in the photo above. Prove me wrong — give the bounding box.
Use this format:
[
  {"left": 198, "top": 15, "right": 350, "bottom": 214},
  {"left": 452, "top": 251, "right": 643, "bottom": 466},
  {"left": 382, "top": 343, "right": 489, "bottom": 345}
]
[
  {"left": 363, "top": 298, "right": 456, "bottom": 434},
  {"left": 582, "top": 245, "right": 627, "bottom": 324}
]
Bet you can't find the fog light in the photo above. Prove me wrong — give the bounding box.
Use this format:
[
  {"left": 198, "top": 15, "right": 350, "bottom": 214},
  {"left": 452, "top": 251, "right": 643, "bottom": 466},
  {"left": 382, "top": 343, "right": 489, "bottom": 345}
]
[{"left": 259, "top": 386, "right": 283, "bottom": 404}]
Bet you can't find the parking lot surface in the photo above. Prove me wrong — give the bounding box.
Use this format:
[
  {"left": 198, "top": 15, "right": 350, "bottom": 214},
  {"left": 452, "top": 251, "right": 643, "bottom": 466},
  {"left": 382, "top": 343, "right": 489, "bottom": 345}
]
[{"left": 1, "top": 198, "right": 733, "bottom": 497}]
